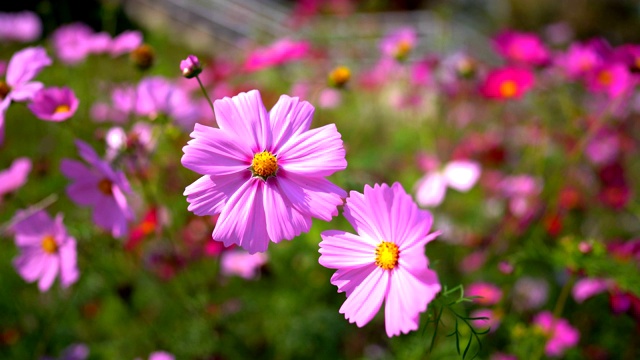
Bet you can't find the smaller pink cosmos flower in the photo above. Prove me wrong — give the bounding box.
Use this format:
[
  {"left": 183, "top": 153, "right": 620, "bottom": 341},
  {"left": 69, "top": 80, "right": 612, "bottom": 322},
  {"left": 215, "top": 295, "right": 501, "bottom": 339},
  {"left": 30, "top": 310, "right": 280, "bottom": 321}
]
[
  {"left": 12, "top": 210, "right": 79, "bottom": 292},
  {"left": 556, "top": 41, "right": 604, "bottom": 79},
  {"left": 480, "top": 67, "right": 535, "bottom": 100},
  {"left": 51, "top": 23, "right": 95, "bottom": 65},
  {"left": 109, "top": 30, "right": 143, "bottom": 57},
  {"left": 0, "top": 157, "right": 31, "bottom": 197},
  {"left": 380, "top": 27, "right": 417, "bottom": 61},
  {"left": 319, "top": 183, "right": 441, "bottom": 337},
  {"left": 414, "top": 160, "right": 481, "bottom": 207},
  {"left": 533, "top": 311, "right": 580, "bottom": 357},
  {"left": 586, "top": 63, "right": 633, "bottom": 99},
  {"left": 467, "top": 281, "right": 503, "bottom": 306},
  {"left": 221, "top": 250, "right": 268, "bottom": 279},
  {"left": 244, "top": 38, "right": 310, "bottom": 72},
  {"left": 0, "top": 11, "right": 42, "bottom": 43},
  {"left": 493, "top": 30, "right": 550, "bottom": 66},
  {"left": 27, "top": 86, "right": 79, "bottom": 122},
  {"left": 572, "top": 277, "right": 614, "bottom": 303},
  {"left": 470, "top": 308, "right": 501, "bottom": 333},
  {"left": 61, "top": 140, "right": 134, "bottom": 238}
]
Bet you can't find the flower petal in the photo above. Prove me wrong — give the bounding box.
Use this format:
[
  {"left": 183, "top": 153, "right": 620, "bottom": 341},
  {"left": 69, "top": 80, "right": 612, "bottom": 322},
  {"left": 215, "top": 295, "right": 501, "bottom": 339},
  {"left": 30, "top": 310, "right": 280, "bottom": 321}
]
[
  {"left": 182, "top": 123, "right": 252, "bottom": 176},
  {"left": 443, "top": 160, "right": 481, "bottom": 192},
  {"left": 59, "top": 238, "right": 79, "bottom": 287},
  {"left": 13, "top": 250, "right": 46, "bottom": 282},
  {"left": 278, "top": 124, "right": 347, "bottom": 177},
  {"left": 263, "top": 179, "right": 312, "bottom": 243},
  {"left": 330, "top": 264, "right": 378, "bottom": 297},
  {"left": 319, "top": 230, "right": 376, "bottom": 269},
  {"left": 213, "top": 90, "right": 270, "bottom": 153},
  {"left": 6, "top": 46, "right": 52, "bottom": 86},
  {"left": 339, "top": 266, "right": 389, "bottom": 327},
  {"left": 37, "top": 255, "right": 59, "bottom": 291},
  {"left": 185, "top": 173, "right": 248, "bottom": 216},
  {"left": 268, "top": 95, "right": 314, "bottom": 151},
  {"left": 415, "top": 172, "right": 447, "bottom": 207},
  {"left": 277, "top": 173, "right": 345, "bottom": 222}
]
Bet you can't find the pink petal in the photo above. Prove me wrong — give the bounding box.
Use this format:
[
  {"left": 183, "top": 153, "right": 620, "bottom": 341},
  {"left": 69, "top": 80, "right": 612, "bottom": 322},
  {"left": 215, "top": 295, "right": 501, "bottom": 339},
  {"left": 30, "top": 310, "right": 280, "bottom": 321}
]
[
  {"left": 213, "top": 90, "right": 270, "bottom": 153},
  {"left": 277, "top": 173, "right": 345, "bottom": 221},
  {"left": 8, "top": 81, "right": 43, "bottom": 102},
  {"left": 342, "top": 188, "right": 384, "bottom": 244},
  {"left": 263, "top": 179, "right": 312, "bottom": 243},
  {"left": 319, "top": 230, "right": 376, "bottom": 269},
  {"left": 12, "top": 209, "right": 53, "bottom": 235},
  {"left": 339, "top": 266, "right": 389, "bottom": 327},
  {"left": 268, "top": 95, "right": 314, "bottom": 151},
  {"left": 37, "top": 255, "right": 59, "bottom": 291},
  {"left": 443, "top": 160, "right": 481, "bottom": 192},
  {"left": 415, "top": 172, "right": 447, "bottom": 207},
  {"left": 92, "top": 196, "right": 128, "bottom": 238},
  {"left": 330, "top": 264, "right": 378, "bottom": 297},
  {"left": 185, "top": 173, "right": 247, "bottom": 216},
  {"left": 14, "top": 250, "right": 46, "bottom": 282},
  {"left": 6, "top": 46, "right": 51, "bottom": 86},
  {"left": 572, "top": 278, "right": 612, "bottom": 303},
  {"left": 59, "top": 238, "right": 79, "bottom": 287},
  {"left": 0, "top": 157, "right": 32, "bottom": 195}
]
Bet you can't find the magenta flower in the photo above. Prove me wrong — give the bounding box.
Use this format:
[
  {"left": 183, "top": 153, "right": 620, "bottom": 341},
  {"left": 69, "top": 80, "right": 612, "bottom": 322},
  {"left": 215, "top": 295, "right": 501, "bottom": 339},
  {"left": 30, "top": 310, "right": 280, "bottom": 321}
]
[
  {"left": 61, "top": 140, "right": 133, "bottom": 238},
  {"left": 586, "top": 63, "right": 632, "bottom": 99},
  {"left": 379, "top": 27, "right": 417, "bottom": 61},
  {"left": 533, "top": 311, "right": 580, "bottom": 357},
  {"left": 414, "top": 160, "right": 481, "bottom": 207},
  {"left": 182, "top": 90, "right": 346, "bottom": 253},
  {"left": 0, "top": 157, "right": 31, "bottom": 197},
  {"left": 480, "top": 67, "right": 535, "bottom": 100},
  {"left": 135, "top": 76, "right": 200, "bottom": 129},
  {"left": 244, "top": 38, "right": 310, "bottom": 72},
  {"left": 12, "top": 210, "right": 78, "bottom": 292},
  {"left": 0, "top": 11, "right": 42, "bottom": 43},
  {"left": 221, "top": 250, "right": 268, "bottom": 279},
  {"left": 28, "top": 86, "right": 79, "bottom": 122},
  {"left": 0, "top": 46, "right": 52, "bottom": 143},
  {"left": 147, "top": 352, "right": 174, "bottom": 360},
  {"left": 493, "top": 30, "right": 550, "bottom": 66},
  {"left": 556, "top": 41, "right": 604, "bottom": 79},
  {"left": 319, "top": 183, "right": 441, "bottom": 337},
  {"left": 467, "top": 281, "right": 503, "bottom": 306}
]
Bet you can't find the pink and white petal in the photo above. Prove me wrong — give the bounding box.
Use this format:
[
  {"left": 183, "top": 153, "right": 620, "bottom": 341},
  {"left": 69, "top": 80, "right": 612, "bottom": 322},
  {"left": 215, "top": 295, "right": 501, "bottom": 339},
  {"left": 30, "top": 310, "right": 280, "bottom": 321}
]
[
  {"left": 342, "top": 188, "right": 384, "bottom": 244},
  {"left": 111, "top": 185, "right": 133, "bottom": 220},
  {"left": 268, "top": 95, "right": 314, "bottom": 151},
  {"left": 213, "top": 179, "right": 270, "bottom": 254},
  {"left": 0, "top": 98, "right": 9, "bottom": 144},
  {"left": 13, "top": 250, "right": 47, "bottom": 282},
  {"left": 59, "top": 239, "right": 79, "bottom": 287},
  {"left": 185, "top": 173, "right": 248, "bottom": 216},
  {"left": 277, "top": 124, "right": 347, "bottom": 177},
  {"left": 213, "top": 90, "right": 270, "bottom": 153},
  {"left": 182, "top": 124, "right": 252, "bottom": 176},
  {"left": 37, "top": 256, "right": 60, "bottom": 292},
  {"left": 443, "top": 160, "right": 481, "bottom": 192},
  {"left": 8, "top": 81, "right": 43, "bottom": 102},
  {"left": 15, "top": 234, "right": 44, "bottom": 247},
  {"left": 330, "top": 264, "right": 378, "bottom": 297},
  {"left": 399, "top": 231, "right": 441, "bottom": 257},
  {"left": 277, "top": 173, "right": 345, "bottom": 222},
  {"left": 361, "top": 183, "right": 396, "bottom": 243},
  {"left": 319, "top": 230, "right": 376, "bottom": 269},
  {"left": 339, "top": 267, "right": 389, "bottom": 327},
  {"left": 263, "top": 179, "right": 312, "bottom": 243},
  {"left": 415, "top": 172, "right": 447, "bottom": 207}
]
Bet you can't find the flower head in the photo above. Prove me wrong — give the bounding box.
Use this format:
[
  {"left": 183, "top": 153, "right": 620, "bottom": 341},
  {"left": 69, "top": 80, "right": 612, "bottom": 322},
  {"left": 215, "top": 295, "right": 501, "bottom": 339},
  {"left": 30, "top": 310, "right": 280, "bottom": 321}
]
[
  {"left": 587, "top": 63, "right": 632, "bottom": 99},
  {"left": 12, "top": 210, "right": 79, "bottom": 292},
  {"left": 61, "top": 140, "right": 133, "bottom": 238},
  {"left": 467, "top": 281, "right": 503, "bottom": 306},
  {"left": 319, "top": 183, "right": 441, "bottom": 337},
  {"left": 493, "top": 30, "right": 550, "bottom": 66},
  {"left": 244, "top": 38, "right": 309, "bottom": 72},
  {"left": 380, "top": 27, "right": 417, "bottom": 61},
  {"left": 51, "top": 23, "right": 94, "bottom": 65},
  {"left": 28, "top": 86, "right": 79, "bottom": 121},
  {"left": 533, "top": 311, "right": 580, "bottom": 357},
  {"left": 181, "top": 90, "right": 347, "bottom": 253},
  {"left": 0, "top": 11, "right": 42, "bottom": 43},
  {"left": 480, "top": 67, "right": 535, "bottom": 100},
  {"left": 415, "top": 159, "right": 481, "bottom": 207}
]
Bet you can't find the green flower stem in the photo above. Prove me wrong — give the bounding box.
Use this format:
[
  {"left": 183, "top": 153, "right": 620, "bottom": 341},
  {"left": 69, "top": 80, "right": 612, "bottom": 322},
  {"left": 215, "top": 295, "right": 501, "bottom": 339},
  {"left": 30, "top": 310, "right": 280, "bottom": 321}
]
[{"left": 196, "top": 74, "right": 215, "bottom": 117}]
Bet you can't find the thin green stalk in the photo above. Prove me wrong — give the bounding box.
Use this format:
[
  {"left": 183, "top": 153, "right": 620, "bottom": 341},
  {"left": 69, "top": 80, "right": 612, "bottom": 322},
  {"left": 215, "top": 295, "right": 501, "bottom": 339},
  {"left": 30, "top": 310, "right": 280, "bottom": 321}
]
[{"left": 196, "top": 75, "right": 215, "bottom": 117}]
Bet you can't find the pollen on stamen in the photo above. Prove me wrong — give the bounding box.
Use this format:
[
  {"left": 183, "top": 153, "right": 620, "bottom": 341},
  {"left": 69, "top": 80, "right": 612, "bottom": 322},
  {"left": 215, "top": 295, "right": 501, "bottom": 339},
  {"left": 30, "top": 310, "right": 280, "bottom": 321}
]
[
  {"left": 375, "top": 241, "right": 400, "bottom": 270},
  {"left": 41, "top": 235, "right": 58, "bottom": 254},
  {"left": 54, "top": 104, "right": 71, "bottom": 114},
  {"left": 251, "top": 151, "right": 278, "bottom": 179}
]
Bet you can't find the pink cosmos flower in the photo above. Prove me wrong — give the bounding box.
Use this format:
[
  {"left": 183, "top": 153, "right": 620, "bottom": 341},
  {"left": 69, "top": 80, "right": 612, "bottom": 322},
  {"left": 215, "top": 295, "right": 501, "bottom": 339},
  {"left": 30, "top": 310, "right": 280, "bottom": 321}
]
[
  {"left": 244, "top": 38, "right": 310, "bottom": 72},
  {"left": 0, "top": 46, "right": 52, "bottom": 143},
  {"left": 181, "top": 90, "right": 346, "bottom": 253},
  {"left": 414, "top": 160, "right": 481, "bottom": 207},
  {"left": 148, "top": 352, "right": 174, "bottom": 360},
  {"left": 41, "top": 342, "right": 89, "bottom": 360},
  {"left": 12, "top": 210, "right": 79, "bottom": 292},
  {"left": 380, "top": 27, "right": 417, "bottom": 61},
  {"left": 572, "top": 277, "right": 614, "bottom": 303},
  {"left": 61, "top": 140, "right": 133, "bottom": 238},
  {"left": 533, "top": 311, "right": 580, "bottom": 357},
  {"left": 480, "top": 67, "right": 535, "bottom": 100},
  {"left": 500, "top": 175, "right": 542, "bottom": 217},
  {"left": 51, "top": 23, "right": 94, "bottom": 65},
  {"left": 467, "top": 281, "right": 503, "bottom": 306},
  {"left": 557, "top": 41, "right": 604, "bottom": 79},
  {"left": 586, "top": 63, "right": 632, "bottom": 98},
  {"left": 493, "top": 30, "right": 550, "bottom": 66},
  {"left": 221, "top": 250, "right": 268, "bottom": 279},
  {"left": 319, "top": 183, "right": 441, "bottom": 337},
  {"left": 27, "top": 86, "right": 79, "bottom": 122},
  {"left": 0, "top": 157, "right": 31, "bottom": 196},
  {"left": 470, "top": 308, "right": 501, "bottom": 333},
  {"left": 0, "top": 11, "right": 42, "bottom": 43},
  {"left": 135, "top": 76, "right": 200, "bottom": 129},
  {"left": 109, "top": 30, "right": 143, "bottom": 57}
]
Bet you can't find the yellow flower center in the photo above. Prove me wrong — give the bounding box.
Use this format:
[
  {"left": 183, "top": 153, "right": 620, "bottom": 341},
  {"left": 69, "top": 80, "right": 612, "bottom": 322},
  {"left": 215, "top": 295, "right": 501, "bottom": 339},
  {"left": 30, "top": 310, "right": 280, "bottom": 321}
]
[
  {"left": 251, "top": 151, "right": 278, "bottom": 179},
  {"left": 54, "top": 104, "right": 71, "bottom": 114},
  {"left": 395, "top": 40, "right": 412, "bottom": 61},
  {"left": 329, "top": 66, "right": 351, "bottom": 87},
  {"left": 41, "top": 235, "right": 58, "bottom": 254},
  {"left": 499, "top": 80, "right": 518, "bottom": 98},
  {"left": 98, "top": 178, "right": 113, "bottom": 195},
  {"left": 598, "top": 70, "right": 613, "bottom": 86},
  {"left": 375, "top": 241, "right": 399, "bottom": 270}
]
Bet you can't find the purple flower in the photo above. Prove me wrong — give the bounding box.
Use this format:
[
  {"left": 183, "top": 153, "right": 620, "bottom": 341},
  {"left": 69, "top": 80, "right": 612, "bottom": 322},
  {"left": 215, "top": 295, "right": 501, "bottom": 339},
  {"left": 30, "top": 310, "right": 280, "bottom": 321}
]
[
  {"left": 0, "top": 11, "right": 42, "bottom": 43},
  {"left": 533, "top": 311, "right": 580, "bottom": 357},
  {"left": 61, "top": 140, "right": 133, "bottom": 238},
  {"left": 12, "top": 210, "right": 79, "bottom": 292},
  {"left": 40, "top": 343, "right": 89, "bottom": 360},
  {"left": 181, "top": 90, "right": 347, "bottom": 253},
  {"left": 319, "top": 183, "right": 441, "bottom": 337},
  {"left": 0, "top": 157, "right": 31, "bottom": 196},
  {"left": 0, "top": 46, "right": 52, "bottom": 143},
  {"left": 28, "top": 86, "right": 79, "bottom": 122}
]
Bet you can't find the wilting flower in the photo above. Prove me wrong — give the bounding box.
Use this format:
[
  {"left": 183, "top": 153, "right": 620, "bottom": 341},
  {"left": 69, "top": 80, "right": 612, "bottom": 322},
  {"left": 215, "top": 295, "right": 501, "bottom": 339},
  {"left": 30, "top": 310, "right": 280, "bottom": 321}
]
[
  {"left": 12, "top": 210, "right": 79, "bottom": 292},
  {"left": 380, "top": 27, "right": 417, "bottom": 61},
  {"left": 61, "top": 140, "right": 133, "bottom": 238},
  {"left": 0, "top": 11, "right": 42, "bottom": 43},
  {"left": 244, "top": 38, "right": 309, "bottom": 72},
  {"left": 28, "top": 86, "right": 79, "bottom": 121},
  {"left": 181, "top": 90, "right": 346, "bottom": 253},
  {"left": 493, "top": 30, "right": 550, "bottom": 66},
  {"left": 221, "top": 250, "right": 268, "bottom": 279},
  {"left": 415, "top": 160, "right": 481, "bottom": 207},
  {"left": 0, "top": 46, "right": 52, "bottom": 143},
  {"left": 467, "top": 281, "right": 503, "bottom": 306},
  {"left": 319, "top": 183, "right": 441, "bottom": 337},
  {"left": 533, "top": 311, "right": 580, "bottom": 357},
  {"left": 480, "top": 67, "right": 535, "bottom": 100},
  {"left": 0, "top": 157, "right": 31, "bottom": 197}
]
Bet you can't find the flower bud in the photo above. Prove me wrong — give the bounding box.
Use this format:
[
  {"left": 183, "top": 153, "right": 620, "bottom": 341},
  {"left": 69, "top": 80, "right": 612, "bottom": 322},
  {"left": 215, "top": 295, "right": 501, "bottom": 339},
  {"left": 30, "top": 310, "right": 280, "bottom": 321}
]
[{"left": 180, "top": 55, "right": 202, "bottom": 79}]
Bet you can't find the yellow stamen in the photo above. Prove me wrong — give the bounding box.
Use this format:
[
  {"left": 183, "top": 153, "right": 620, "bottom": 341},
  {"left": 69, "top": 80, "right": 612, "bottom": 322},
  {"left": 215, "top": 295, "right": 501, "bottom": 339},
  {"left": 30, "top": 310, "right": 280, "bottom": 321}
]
[
  {"left": 251, "top": 151, "right": 278, "bottom": 179},
  {"left": 499, "top": 80, "right": 518, "bottom": 98},
  {"left": 375, "top": 241, "right": 399, "bottom": 270},
  {"left": 41, "top": 235, "right": 58, "bottom": 254},
  {"left": 54, "top": 104, "right": 71, "bottom": 114},
  {"left": 98, "top": 178, "right": 113, "bottom": 195}
]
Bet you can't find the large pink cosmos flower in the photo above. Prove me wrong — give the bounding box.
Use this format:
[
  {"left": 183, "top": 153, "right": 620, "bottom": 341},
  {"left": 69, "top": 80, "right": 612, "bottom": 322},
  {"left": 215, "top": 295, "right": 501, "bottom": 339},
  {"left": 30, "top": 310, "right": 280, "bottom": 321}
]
[
  {"left": 319, "top": 183, "right": 441, "bottom": 337},
  {"left": 181, "top": 90, "right": 347, "bottom": 253},
  {"left": 27, "top": 86, "right": 79, "bottom": 122},
  {"left": 61, "top": 140, "right": 133, "bottom": 238},
  {"left": 0, "top": 46, "right": 52, "bottom": 143},
  {"left": 12, "top": 210, "right": 79, "bottom": 292}
]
